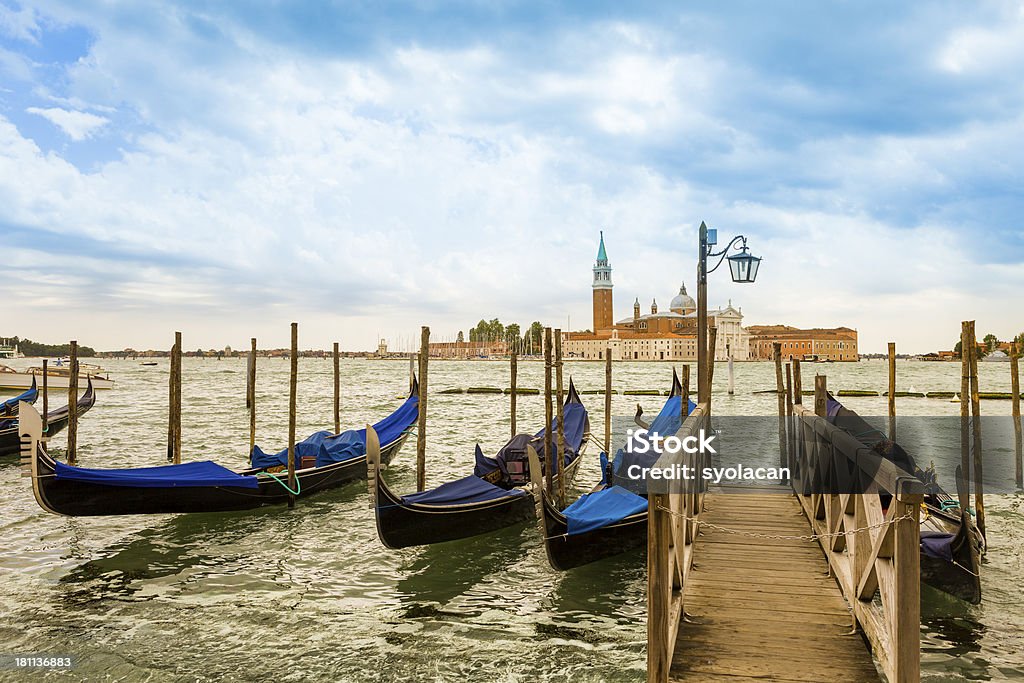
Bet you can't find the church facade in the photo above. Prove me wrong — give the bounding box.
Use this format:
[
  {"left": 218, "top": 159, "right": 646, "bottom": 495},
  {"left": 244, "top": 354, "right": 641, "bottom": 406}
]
[{"left": 563, "top": 233, "right": 752, "bottom": 361}]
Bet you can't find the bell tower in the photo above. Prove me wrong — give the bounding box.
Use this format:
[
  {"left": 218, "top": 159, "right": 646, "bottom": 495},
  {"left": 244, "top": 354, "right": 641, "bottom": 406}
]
[{"left": 592, "top": 231, "right": 613, "bottom": 332}]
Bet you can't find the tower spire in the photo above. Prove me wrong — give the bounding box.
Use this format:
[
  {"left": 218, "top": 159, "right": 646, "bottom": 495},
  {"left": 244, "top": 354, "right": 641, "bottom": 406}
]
[{"left": 592, "top": 231, "right": 613, "bottom": 331}]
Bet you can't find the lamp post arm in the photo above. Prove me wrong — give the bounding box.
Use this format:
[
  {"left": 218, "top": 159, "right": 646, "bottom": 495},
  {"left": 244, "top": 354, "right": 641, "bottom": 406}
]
[{"left": 706, "top": 235, "right": 749, "bottom": 275}]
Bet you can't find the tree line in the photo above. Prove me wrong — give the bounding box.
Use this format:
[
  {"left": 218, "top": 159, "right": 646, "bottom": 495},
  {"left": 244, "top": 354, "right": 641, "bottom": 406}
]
[
  {"left": 954, "top": 331, "right": 1024, "bottom": 357},
  {"left": 1, "top": 336, "right": 97, "bottom": 357},
  {"left": 464, "top": 319, "right": 547, "bottom": 354}
]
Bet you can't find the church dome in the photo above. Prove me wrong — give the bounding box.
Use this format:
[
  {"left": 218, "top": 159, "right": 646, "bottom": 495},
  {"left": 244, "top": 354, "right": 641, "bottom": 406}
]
[{"left": 670, "top": 282, "right": 696, "bottom": 313}]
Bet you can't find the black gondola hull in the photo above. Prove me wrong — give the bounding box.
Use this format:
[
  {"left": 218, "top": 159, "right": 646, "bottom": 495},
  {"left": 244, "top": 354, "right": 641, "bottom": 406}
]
[
  {"left": 540, "top": 492, "right": 646, "bottom": 571},
  {"left": 30, "top": 434, "right": 409, "bottom": 516},
  {"left": 1, "top": 382, "right": 97, "bottom": 458}
]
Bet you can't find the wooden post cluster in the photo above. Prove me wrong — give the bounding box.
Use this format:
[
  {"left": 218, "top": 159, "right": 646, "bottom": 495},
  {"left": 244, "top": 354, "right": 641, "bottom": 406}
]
[
  {"left": 333, "top": 342, "right": 341, "bottom": 434},
  {"left": 287, "top": 323, "right": 298, "bottom": 508},
  {"left": 1011, "top": 342, "right": 1022, "bottom": 491},
  {"left": 510, "top": 351, "right": 518, "bottom": 439},
  {"left": 888, "top": 342, "right": 897, "bottom": 441},
  {"left": 544, "top": 327, "right": 554, "bottom": 497},
  {"left": 67, "top": 340, "right": 79, "bottom": 465},
  {"left": 416, "top": 326, "right": 429, "bottom": 492},
  {"left": 41, "top": 359, "right": 48, "bottom": 434},
  {"left": 554, "top": 329, "right": 566, "bottom": 508}
]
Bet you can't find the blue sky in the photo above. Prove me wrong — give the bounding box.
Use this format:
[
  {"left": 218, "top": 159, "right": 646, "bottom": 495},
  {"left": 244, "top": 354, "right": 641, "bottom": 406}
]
[{"left": 1, "top": 0, "right": 1022, "bottom": 352}]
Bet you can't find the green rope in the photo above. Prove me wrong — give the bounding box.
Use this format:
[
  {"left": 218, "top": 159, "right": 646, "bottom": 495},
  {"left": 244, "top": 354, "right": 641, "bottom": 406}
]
[{"left": 261, "top": 469, "right": 301, "bottom": 496}]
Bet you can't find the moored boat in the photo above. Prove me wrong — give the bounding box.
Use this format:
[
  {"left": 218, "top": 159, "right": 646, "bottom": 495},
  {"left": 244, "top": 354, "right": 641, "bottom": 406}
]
[
  {"left": 0, "top": 380, "right": 96, "bottom": 457},
  {"left": 0, "top": 363, "right": 115, "bottom": 390},
  {"left": 368, "top": 380, "right": 589, "bottom": 549},
  {"left": 19, "top": 381, "right": 417, "bottom": 516},
  {"left": 538, "top": 370, "right": 690, "bottom": 571}
]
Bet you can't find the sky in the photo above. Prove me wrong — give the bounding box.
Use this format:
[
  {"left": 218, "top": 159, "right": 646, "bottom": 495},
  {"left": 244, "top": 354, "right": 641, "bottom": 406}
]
[{"left": 1, "top": 1, "right": 1022, "bottom": 354}]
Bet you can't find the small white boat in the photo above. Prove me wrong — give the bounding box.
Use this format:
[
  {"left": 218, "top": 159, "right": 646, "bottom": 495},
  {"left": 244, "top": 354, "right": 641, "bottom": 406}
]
[{"left": 0, "top": 363, "right": 115, "bottom": 390}]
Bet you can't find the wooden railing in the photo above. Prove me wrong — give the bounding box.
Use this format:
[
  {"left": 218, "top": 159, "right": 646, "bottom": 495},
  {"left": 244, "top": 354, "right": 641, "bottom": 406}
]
[
  {"left": 647, "top": 402, "right": 710, "bottom": 683},
  {"left": 788, "top": 377, "right": 923, "bottom": 683}
]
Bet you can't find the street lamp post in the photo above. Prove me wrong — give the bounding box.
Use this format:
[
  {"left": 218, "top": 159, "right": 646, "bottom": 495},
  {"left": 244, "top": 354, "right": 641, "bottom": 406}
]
[{"left": 696, "top": 221, "right": 761, "bottom": 405}]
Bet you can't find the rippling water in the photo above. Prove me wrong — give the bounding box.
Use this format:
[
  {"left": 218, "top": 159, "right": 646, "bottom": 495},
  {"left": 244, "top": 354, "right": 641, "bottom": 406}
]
[{"left": 1, "top": 358, "right": 1021, "bottom": 681}]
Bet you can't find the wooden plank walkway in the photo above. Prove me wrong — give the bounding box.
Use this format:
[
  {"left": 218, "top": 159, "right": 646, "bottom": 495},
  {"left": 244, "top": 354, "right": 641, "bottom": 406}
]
[{"left": 670, "top": 492, "right": 880, "bottom": 682}]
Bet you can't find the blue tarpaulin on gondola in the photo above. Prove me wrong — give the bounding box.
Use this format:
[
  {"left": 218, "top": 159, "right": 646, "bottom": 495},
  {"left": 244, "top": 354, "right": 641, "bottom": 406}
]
[
  {"left": 401, "top": 474, "right": 528, "bottom": 506},
  {"left": 53, "top": 459, "right": 260, "bottom": 488},
  {"left": 564, "top": 485, "right": 648, "bottom": 535},
  {"left": 1, "top": 380, "right": 38, "bottom": 417},
  {"left": 612, "top": 395, "right": 696, "bottom": 480},
  {"left": 250, "top": 394, "right": 418, "bottom": 469}
]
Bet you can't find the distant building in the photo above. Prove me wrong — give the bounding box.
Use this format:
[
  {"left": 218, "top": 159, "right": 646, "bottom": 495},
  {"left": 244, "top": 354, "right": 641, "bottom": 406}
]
[
  {"left": 562, "top": 233, "right": 751, "bottom": 361},
  {"left": 747, "top": 325, "right": 859, "bottom": 362}
]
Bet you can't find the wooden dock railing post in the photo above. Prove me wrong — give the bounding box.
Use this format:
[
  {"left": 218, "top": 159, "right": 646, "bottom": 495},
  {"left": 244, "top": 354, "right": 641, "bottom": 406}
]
[
  {"left": 793, "top": 357, "right": 802, "bottom": 405},
  {"left": 647, "top": 490, "right": 671, "bottom": 683},
  {"left": 416, "top": 326, "right": 429, "bottom": 492},
  {"left": 774, "top": 343, "right": 786, "bottom": 470},
  {"left": 1011, "top": 342, "right": 1022, "bottom": 491},
  {"left": 67, "top": 340, "right": 79, "bottom": 465}
]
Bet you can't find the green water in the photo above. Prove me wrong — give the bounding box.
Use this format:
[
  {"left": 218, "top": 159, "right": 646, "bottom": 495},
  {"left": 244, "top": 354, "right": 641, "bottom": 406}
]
[{"left": 0, "top": 358, "right": 1021, "bottom": 681}]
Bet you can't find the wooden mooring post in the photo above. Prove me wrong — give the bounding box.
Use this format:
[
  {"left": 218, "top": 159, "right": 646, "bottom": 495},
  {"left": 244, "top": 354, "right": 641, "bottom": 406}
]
[
  {"left": 287, "top": 323, "right": 298, "bottom": 508},
  {"left": 793, "top": 357, "right": 803, "bottom": 405},
  {"left": 510, "top": 351, "right": 518, "bottom": 439},
  {"left": 67, "top": 341, "right": 79, "bottom": 465},
  {"left": 959, "top": 322, "right": 971, "bottom": 512},
  {"left": 706, "top": 326, "right": 718, "bottom": 394},
  {"left": 248, "top": 338, "right": 257, "bottom": 461},
  {"left": 681, "top": 365, "right": 690, "bottom": 419},
  {"left": 416, "top": 327, "right": 429, "bottom": 492},
  {"left": 888, "top": 342, "right": 897, "bottom": 440},
  {"left": 543, "top": 327, "right": 553, "bottom": 497},
  {"left": 726, "top": 342, "right": 734, "bottom": 395},
  {"left": 967, "top": 321, "right": 986, "bottom": 540},
  {"left": 167, "top": 332, "right": 182, "bottom": 464},
  {"left": 604, "top": 347, "right": 612, "bottom": 454},
  {"left": 554, "top": 329, "right": 566, "bottom": 508},
  {"left": 41, "top": 360, "right": 48, "bottom": 435},
  {"left": 774, "top": 342, "right": 786, "bottom": 469},
  {"left": 333, "top": 342, "right": 341, "bottom": 434},
  {"left": 1012, "top": 342, "right": 1022, "bottom": 491}
]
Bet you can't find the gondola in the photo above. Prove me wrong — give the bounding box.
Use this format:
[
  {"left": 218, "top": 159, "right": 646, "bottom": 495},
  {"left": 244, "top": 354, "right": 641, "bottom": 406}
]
[
  {"left": 19, "top": 381, "right": 418, "bottom": 516},
  {"left": 368, "top": 379, "right": 589, "bottom": 549},
  {"left": 0, "top": 379, "right": 96, "bottom": 458},
  {"left": 538, "top": 370, "right": 691, "bottom": 571},
  {"left": 827, "top": 396, "right": 984, "bottom": 604},
  {"left": 0, "top": 376, "right": 37, "bottom": 418}
]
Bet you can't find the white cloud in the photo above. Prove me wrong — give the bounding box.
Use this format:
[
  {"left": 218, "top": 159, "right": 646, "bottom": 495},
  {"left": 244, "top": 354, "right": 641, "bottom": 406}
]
[
  {"left": 25, "top": 106, "right": 109, "bottom": 141},
  {"left": 0, "top": 3, "right": 40, "bottom": 43}
]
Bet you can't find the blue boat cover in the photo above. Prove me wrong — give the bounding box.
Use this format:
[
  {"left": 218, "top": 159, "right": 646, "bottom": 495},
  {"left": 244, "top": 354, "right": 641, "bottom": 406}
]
[
  {"left": 1, "top": 381, "right": 38, "bottom": 417},
  {"left": 612, "top": 395, "right": 697, "bottom": 480},
  {"left": 53, "top": 459, "right": 260, "bottom": 488},
  {"left": 920, "top": 531, "right": 955, "bottom": 561},
  {"left": 563, "top": 485, "right": 648, "bottom": 535},
  {"left": 401, "top": 474, "right": 528, "bottom": 506},
  {"left": 250, "top": 394, "right": 418, "bottom": 469}
]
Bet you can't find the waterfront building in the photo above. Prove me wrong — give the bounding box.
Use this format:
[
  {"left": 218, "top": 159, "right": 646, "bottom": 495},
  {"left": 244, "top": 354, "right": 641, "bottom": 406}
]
[
  {"left": 747, "top": 325, "right": 859, "bottom": 361},
  {"left": 427, "top": 340, "right": 508, "bottom": 359},
  {"left": 563, "top": 233, "right": 751, "bottom": 361}
]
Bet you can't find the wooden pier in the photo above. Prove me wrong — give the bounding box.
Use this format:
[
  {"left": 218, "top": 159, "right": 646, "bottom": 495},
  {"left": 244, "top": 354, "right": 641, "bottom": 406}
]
[{"left": 648, "top": 374, "right": 923, "bottom": 683}]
